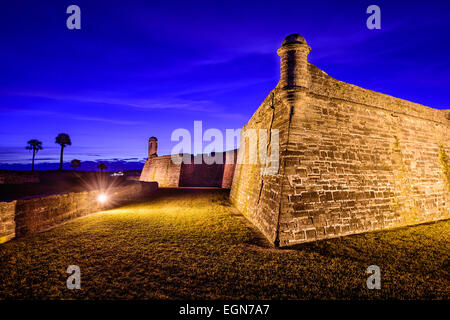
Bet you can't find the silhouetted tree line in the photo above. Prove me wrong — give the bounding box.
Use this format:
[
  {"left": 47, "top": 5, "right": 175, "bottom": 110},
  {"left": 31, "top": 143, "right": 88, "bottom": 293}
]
[{"left": 26, "top": 133, "right": 108, "bottom": 172}]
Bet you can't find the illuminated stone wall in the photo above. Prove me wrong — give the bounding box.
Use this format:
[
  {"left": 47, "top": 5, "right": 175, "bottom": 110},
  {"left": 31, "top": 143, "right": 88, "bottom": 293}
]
[
  {"left": 140, "top": 151, "right": 237, "bottom": 188},
  {"left": 0, "top": 182, "right": 158, "bottom": 243},
  {"left": 140, "top": 155, "right": 182, "bottom": 187},
  {"left": 230, "top": 34, "right": 450, "bottom": 247}
]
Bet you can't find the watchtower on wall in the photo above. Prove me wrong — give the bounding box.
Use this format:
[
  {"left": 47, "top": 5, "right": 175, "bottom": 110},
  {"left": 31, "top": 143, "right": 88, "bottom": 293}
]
[{"left": 230, "top": 33, "right": 450, "bottom": 247}]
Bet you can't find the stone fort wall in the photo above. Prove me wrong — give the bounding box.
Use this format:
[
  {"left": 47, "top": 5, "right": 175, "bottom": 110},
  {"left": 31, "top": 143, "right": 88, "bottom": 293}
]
[
  {"left": 230, "top": 34, "right": 450, "bottom": 247},
  {"left": 140, "top": 155, "right": 181, "bottom": 187}
]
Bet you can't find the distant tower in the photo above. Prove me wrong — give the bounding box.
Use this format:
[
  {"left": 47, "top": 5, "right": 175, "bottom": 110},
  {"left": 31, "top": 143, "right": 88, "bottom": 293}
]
[
  {"left": 277, "top": 33, "right": 311, "bottom": 89},
  {"left": 148, "top": 137, "right": 158, "bottom": 157}
]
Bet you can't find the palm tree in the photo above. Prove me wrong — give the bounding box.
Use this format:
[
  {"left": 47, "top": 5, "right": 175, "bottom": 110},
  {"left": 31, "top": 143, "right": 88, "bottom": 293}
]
[
  {"left": 70, "top": 159, "right": 81, "bottom": 171},
  {"left": 97, "top": 163, "right": 107, "bottom": 173},
  {"left": 55, "top": 133, "right": 72, "bottom": 170},
  {"left": 26, "top": 139, "right": 43, "bottom": 171}
]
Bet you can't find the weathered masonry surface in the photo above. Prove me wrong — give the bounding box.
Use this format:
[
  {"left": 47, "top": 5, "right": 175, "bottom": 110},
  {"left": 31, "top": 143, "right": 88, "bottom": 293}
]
[
  {"left": 0, "top": 171, "right": 39, "bottom": 184},
  {"left": 230, "top": 34, "right": 450, "bottom": 247},
  {"left": 0, "top": 182, "right": 157, "bottom": 244},
  {"left": 140, "top": 138, "right": 237, "bottom": 188},
  {"left": 140, "top": 155, "right": 182, "bottom": 187}
]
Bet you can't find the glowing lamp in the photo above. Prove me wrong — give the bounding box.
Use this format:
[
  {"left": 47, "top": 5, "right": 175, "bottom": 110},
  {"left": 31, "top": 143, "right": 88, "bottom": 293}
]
[{"left": 97, "top": 194, "right": 108, "bottom": 203}]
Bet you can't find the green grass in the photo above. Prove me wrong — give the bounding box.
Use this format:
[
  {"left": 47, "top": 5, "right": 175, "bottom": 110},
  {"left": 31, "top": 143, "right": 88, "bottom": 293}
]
[{"left": 0, "top": 188, "right": 448, "bottom": 299}]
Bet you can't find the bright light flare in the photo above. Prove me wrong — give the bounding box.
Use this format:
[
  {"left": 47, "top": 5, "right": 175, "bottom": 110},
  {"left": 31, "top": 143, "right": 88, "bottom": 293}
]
[{"left": 97, "top": 194, "right": 108, "bottom": 203}]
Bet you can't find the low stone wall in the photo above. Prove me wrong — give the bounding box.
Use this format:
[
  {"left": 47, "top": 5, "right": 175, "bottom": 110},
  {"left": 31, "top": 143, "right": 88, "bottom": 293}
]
[
  {"left": 0, "top": 202, "right": 16, "bottom": 244},
  {"left": 0, "top": 182, "right": 158, "bottom": 243}
]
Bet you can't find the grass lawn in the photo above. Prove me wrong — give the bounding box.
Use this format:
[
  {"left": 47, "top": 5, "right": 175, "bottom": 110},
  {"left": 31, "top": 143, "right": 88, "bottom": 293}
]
[{"left": 0, "top": 188, "right": 448, "bottom": 299}]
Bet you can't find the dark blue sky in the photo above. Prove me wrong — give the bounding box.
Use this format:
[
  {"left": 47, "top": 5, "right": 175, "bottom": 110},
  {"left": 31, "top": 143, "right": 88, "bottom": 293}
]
[{"left": 1, "top": 0, "right": 449, "bottom": 169}]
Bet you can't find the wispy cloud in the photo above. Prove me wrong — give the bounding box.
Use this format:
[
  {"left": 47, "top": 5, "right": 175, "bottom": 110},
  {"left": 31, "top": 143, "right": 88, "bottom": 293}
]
[
  {"left": 0, "top": 107, "right": 145, "bottom": 125},
  {"left": 2, "top": 90, "right": 219, "bottom": 113},
  {"left": 1, "top": 90, "right": 249, "bottom": 121}
]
